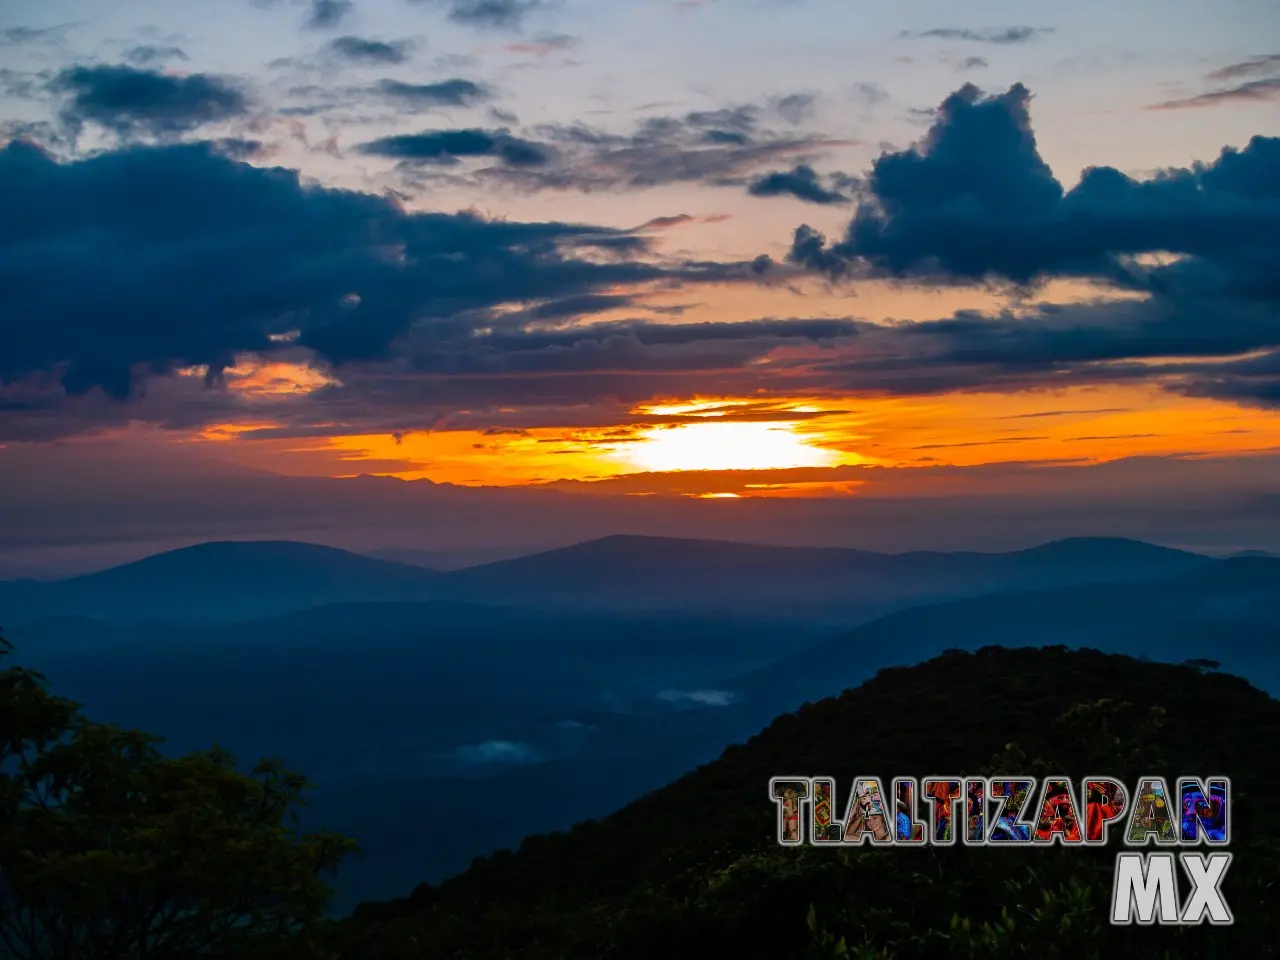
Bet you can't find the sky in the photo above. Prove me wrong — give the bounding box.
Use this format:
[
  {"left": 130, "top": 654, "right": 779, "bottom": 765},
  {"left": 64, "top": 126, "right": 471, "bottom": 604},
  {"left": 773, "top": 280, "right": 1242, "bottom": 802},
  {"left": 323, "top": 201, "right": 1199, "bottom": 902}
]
[{"left": 1, "top": 0, "right": 1278, "bottom": 573}]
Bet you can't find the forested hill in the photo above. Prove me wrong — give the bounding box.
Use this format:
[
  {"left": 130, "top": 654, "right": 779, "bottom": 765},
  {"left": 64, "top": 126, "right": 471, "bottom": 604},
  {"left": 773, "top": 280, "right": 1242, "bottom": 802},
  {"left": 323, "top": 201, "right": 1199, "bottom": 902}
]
[{"left": 336, "top": 647, "right": 1280, "bottom": 959}]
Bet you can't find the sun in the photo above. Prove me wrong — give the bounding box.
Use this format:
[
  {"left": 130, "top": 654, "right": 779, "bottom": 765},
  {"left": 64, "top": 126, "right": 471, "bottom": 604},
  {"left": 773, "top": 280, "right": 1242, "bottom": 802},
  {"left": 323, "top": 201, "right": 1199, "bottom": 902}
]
[{"left": 610, "top": 420, "right": 841, "bottom": 473}]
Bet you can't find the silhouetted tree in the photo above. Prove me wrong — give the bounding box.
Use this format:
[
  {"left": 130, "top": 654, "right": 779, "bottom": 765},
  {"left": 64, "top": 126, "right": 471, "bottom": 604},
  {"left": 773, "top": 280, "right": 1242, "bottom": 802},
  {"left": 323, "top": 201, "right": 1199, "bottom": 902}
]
[{"left": 0, "top": 629, "right": 356, "bottom": 959}]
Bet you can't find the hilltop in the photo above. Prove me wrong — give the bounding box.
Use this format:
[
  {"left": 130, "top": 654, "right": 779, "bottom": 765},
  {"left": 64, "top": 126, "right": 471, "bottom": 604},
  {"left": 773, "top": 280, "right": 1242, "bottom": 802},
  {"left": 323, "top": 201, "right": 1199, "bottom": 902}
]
[
  {"left": 336, "top": 647, "right": 1280, "bottom": 958},
  {"left": 0, "top": 540, "right": 445, "bottom": 623}
]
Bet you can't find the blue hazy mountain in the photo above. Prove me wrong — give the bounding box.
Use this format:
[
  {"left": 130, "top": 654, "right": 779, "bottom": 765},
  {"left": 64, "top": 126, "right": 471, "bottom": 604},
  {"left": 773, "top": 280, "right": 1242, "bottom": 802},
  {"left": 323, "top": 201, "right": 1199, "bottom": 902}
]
[
  {"left": 734, "top": 555, "right": 1280, "bottom": 708},
  {"left": 0, "top": 541, "right": 446, "bottom": 623},
  {"left": 445, "top": 533, "right": 1210, "bottom": 618},
  {"left": 0, "top": 534, "right": 1211, "bottom": 626}
]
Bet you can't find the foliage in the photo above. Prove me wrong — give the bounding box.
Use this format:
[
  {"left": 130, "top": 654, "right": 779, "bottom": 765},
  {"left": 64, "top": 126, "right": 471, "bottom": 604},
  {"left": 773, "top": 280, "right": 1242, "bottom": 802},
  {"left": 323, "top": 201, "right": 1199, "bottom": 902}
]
[
  {"left": 336, "top": 646, "right": 1280, "bottom": 958},
  {"left": 0, "top": 629, "right": 357, "bottom": 960},
  {"left": 5, "top": 621, "right": 1278, "bottom": 958}
]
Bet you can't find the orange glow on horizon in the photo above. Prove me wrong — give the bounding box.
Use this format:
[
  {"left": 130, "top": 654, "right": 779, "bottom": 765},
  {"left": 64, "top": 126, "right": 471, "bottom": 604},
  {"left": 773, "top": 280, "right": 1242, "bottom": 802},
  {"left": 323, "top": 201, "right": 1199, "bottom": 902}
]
[{"left": 184, "top": 384, "right": 1280, "bottom": 496}]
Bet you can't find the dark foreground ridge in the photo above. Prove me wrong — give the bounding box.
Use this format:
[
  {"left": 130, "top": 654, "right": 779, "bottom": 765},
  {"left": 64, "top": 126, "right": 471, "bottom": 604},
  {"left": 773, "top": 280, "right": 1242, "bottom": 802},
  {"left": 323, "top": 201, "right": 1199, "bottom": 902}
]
[{"left": 336, "top": 647, "right": 1280, "bottom": 959}]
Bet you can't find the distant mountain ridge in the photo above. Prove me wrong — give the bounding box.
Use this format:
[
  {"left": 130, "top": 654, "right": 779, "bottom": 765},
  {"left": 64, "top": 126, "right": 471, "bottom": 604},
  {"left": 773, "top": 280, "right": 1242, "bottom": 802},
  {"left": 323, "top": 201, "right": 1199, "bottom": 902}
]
[
  {"left": 0, "top": 534, "right": 1214, "bottom": 625},
  {"left": 0, "top": 541, "right": 443, "bottom": 623},
  {"left": 738, "top": 553, "right": 1280, "bottom": 707},
  {"left": 442, "top": 533, "right": 1211, "bottom": 619}
]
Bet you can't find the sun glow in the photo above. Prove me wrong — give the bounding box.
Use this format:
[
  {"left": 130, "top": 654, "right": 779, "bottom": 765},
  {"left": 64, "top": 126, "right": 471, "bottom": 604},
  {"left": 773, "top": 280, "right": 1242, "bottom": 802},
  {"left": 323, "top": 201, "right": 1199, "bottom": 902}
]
[{"left": 611, "top": 420, "right": 841, "bottom": 472}]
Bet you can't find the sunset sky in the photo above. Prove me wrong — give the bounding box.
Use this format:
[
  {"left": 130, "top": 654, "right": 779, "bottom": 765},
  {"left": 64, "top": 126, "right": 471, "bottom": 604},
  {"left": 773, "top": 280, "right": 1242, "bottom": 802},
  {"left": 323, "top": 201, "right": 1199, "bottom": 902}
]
[{"left": 1, "top": 0, "right": 1278, "bottom": 572}]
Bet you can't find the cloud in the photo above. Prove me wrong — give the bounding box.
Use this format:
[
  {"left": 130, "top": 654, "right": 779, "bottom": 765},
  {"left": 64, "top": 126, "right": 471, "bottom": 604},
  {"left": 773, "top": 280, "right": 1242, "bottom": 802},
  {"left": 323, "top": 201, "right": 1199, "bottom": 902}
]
[
  {"left": 525, "top": 293, "right": 637, "bottom": 320},
  {"left": 1207, "top": 54, "right": 1280, "bottom": 81},
  {"left": 0, "top": 24, "right": 76, "bottom": 46},
  {"left": 773, "top": 92, "right": 816, "bottom": 125},
  {"left": 0, "top": 139, "right": 726, "bottom": 401},
  {"left": 10, "top": 78, "right": 1276, "bottom": 439},
  {"left": 124, "top": 45, "right": 189, "bottom": 66},
  {"left": 475, "top": 104, "right": 855, "bottom": 193},
  {"left": 418, "top": 0, "right": 551, "bottom": 31},
  {"left": 375, "top": 77, "right": 492, "bottom": 106},
  {"left": 787, "top": 83, "right": 1280, "bottom": 289},
  {"left": 959, "top": 56, "right": 988, "bottom": 70},
  {"left": 0, "top": 299, "right": 850, "bottom": 443},
  {"left": 1178, "top": 350, "right": 1280, "bottom": 409},
  {"left": 748, "top": 164, "right": 849, "bottom": 204},
  {"left": 775, "top": 85, "right": 1280, "bottom": 407},
  {"left": 358, "top": 127, "right": 551, "bottom": 165},
  {"left": 914, "top": 436, "right": 1047, "bottom": 450},
  {"left": 207, "top": 136, "right": 267, "bottom": 159},
  {"left": 501, "top": 32, "right": 578, "bottom": 55},
  {"left": 325, "top": 35, "right": 413, "bottom": 64},
  {"left": 0, "top": 68, "right": 53, "bottom": 102},
  {"left": 638, "top": 213, "right": 731, "bottom": 230},
  {"left": 306, "top": 0, "right": 354, "bottom": 28},
  {"left": 1147, "top": 55, "right": 1280, "bottom": 111},
  {"left": 1147, "top": 77, "right": 1280, "bottom": 110},
  {"left": 51, "top": 65, "right": 248, "bottom": 138},
  {"left": 906, "top": 26, "right": 1052, "bottom": 44}
]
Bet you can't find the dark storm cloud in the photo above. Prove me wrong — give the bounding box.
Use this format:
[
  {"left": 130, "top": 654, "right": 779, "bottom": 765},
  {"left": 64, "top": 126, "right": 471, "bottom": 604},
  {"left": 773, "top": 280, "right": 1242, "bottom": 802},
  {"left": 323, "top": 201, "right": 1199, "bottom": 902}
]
[
  {"left": 416, "top": 0, "right": 550, "bottom": 30},
  {"left": 307, "top": 0, "right": 354, "bottom": 28},
  {"left": 906, "top": 27, "right": 1052, "bottom": 45},
  {"left": 0, "top": 139, "right": 742, "bottom": 402},
  {"left": 787, "top": 83, "right": 1280, "bottom": 296},
  {"left": 386, "top": 304, "right": 848, "bottom": 371},
  {"left": 849, "top": 299, "right": 1275, "bottom": 376},
  {"left": 52, "top": 65, "right": 248, "bottom": 137},
  {"left": 325, "top": 35, "right": 414, "bottom": 63},
  {"left": 124, "top": 45, "right": 189, "bottom": 66},
  {"left": 1176, "top": 350, "right": 1280, "bottom": 409},
  {"left": 748, "top": 164, "right": 849, "bottom": 205},
  {"left": 221, "top": 315, "right": 861, "bottom": 432},
  {"left": 757, "top": 287, "right": 1280, "bottom": 407},
  {"left": 358, "top": 127, "right": 551, "bottom": 165},
  {"left": 375, "top": 78, "right": 492, "bottom": 106},
  {"left": 526, "top": 293, "right": 638, "bottom": 320}
]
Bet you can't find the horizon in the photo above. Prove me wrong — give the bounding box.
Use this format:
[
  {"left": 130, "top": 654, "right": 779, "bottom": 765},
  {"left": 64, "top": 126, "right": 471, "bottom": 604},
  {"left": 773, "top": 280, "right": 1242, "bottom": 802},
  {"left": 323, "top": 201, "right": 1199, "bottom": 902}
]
[
  {"left": 9, "top": 529, "right": 1276, "bottom": 584},
  {"left": 2, "top": 0, "right": 1279, "bottom": 577}
]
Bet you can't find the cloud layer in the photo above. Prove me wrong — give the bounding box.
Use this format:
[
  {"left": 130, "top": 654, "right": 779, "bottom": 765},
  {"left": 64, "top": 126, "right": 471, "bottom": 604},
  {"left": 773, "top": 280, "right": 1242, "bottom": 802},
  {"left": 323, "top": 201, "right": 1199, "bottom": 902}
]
[
  {"left": 0, "top": 139, "right": 687, "bottom": 400},
  {"left": 784, "top": 83, "right": 1280, "bottom": 407},
  {"left": 53, "top": 65, "right": 248, "bottom": 137}
]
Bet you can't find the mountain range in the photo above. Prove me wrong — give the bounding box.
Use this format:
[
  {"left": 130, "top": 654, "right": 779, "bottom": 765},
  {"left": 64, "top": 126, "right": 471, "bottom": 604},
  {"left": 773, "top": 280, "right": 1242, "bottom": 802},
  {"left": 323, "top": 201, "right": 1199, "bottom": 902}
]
[
  {"left": 0, "top": 533, "right": 1212, "bottom": 625},
  {"left": 3, "top": 534, "right": 1276, "bottom": 916}
]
